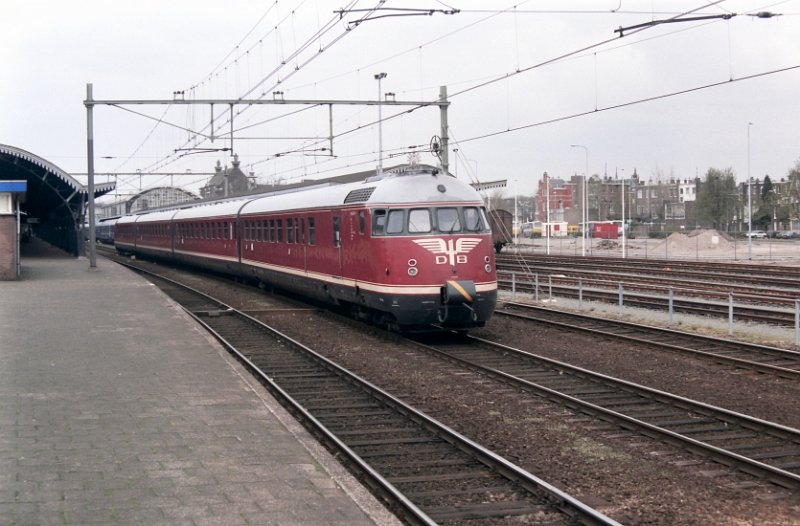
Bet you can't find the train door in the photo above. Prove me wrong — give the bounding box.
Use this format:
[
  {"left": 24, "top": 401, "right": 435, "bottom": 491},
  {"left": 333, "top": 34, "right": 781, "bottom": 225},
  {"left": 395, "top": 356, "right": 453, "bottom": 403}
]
[{"left": 333, "top": 215, "right": 342, "bottom": 276}]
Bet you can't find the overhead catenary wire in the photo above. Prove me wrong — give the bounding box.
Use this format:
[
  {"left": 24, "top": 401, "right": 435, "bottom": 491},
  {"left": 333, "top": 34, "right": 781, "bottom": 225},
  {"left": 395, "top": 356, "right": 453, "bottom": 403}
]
[
  {"left": 124, "top": 1, "right": 377, "bottom": 182},
  {"left": 108, "top": 0, "right": 796, "bottom": 194}
]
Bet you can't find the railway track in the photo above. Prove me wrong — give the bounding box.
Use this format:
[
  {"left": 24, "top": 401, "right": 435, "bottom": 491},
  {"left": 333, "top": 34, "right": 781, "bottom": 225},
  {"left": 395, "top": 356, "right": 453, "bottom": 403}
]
[
  {"left": 122, "top": 262, "right": 620, "bottom": 526},
  {"left": 498, "top": 302, "right": 800, "bottom": 380},
  {"left": 412, "top": 333, "right": 800, "bottom": 490},
  {"left": 496, "top": 254, "right": 800, "bottom": 314},
  {"left": 496, "top": 254, "right": 800, "bottom": 289}
]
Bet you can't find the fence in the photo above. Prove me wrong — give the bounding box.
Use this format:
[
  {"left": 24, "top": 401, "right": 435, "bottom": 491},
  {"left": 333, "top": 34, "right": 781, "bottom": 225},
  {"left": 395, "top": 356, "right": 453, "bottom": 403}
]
[{"left": 505, "top": 272, "right": 800, "bottom": 346}]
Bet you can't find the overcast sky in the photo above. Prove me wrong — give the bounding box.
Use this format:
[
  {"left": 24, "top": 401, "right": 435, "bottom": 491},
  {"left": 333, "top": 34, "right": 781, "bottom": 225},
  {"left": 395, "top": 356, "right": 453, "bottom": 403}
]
[{"left": 2, "top": 0, "right": 799, "bottom": 200}]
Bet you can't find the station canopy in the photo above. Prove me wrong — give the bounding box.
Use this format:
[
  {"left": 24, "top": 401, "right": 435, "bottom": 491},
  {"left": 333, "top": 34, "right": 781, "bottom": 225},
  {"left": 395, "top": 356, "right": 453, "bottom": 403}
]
[{"left": 0, "top": 143, "right": 114, "bottom": 255}]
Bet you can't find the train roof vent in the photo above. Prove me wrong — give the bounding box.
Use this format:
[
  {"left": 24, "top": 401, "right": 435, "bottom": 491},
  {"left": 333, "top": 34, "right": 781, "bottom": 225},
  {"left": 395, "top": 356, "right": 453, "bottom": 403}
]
[{"left": 343, "top": 187, "right": 376, "bottom": 204}]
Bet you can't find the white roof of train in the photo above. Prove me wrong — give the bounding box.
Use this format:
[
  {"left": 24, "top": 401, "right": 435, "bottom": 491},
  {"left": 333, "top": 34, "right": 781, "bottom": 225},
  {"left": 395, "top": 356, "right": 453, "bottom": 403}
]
[{"left": 121, "top": 165, "right": 484, "bottom": 223}]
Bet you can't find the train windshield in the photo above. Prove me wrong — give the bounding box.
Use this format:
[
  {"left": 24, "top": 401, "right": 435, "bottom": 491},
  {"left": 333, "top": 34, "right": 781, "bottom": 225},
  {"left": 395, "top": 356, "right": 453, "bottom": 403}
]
[{"left": 371, "top": 206, "right": 490, "bottom": 236}]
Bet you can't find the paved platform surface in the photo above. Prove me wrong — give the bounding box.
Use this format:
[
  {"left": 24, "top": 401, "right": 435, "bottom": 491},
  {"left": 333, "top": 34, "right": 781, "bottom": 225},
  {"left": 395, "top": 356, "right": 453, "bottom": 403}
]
[{"left": 0, "top": 239, "right": 400, "bottom": 526}]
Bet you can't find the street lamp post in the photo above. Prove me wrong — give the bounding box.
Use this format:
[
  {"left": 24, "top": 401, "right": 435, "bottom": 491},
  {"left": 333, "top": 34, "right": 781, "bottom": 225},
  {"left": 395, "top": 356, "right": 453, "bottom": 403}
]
[
  {"left": 747, "top": 122, "right": 753, "bottom": 260},
  {"left": 374, "top": 72, "right": 387, "bottom": 175},
  {"left": 514, "top": 179, "right": 519, "bottom": 246},
  {"left": 545, "top": 174, "right": 551, "bottom": 255},
  {"left": 621, "top": 180, "right": 626, "bottom": 259},
  {"left": 571, "top": 145, "right": 588, "bottom": 257}
]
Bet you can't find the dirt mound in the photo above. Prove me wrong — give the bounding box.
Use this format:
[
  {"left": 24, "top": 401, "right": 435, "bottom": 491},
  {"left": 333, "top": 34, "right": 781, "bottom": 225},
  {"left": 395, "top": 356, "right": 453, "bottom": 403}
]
[{"left": 653, "top": 229, "right": 733, "bottom": 254}]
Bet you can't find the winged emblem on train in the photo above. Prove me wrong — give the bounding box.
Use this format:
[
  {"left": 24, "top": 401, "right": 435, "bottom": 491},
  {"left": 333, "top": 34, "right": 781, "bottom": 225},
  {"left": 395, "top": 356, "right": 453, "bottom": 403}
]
[{"left": 413, "top": 238, "right": 483, "bottom": 265}]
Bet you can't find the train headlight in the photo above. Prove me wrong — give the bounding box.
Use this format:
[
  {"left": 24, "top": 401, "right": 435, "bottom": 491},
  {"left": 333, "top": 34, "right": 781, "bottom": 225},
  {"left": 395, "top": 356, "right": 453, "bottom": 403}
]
[
  {"left": 408, "top": 259, "right": 418, "bottom": 277},
  {"left": 484, "top": 264, "right": 492, "bottom": 273}
]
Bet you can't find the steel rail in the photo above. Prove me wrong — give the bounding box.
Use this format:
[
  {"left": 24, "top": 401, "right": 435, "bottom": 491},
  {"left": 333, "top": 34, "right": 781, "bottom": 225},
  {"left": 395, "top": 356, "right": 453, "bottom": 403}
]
[
  {"left": 499, "top": 302, "right": 800, "bottom": 380},
  {"left": 410, "top": 334, "right": 800, "bottom": 489},
  {"left": 119, "top": 261, "right": 621, "bottom": 526}
]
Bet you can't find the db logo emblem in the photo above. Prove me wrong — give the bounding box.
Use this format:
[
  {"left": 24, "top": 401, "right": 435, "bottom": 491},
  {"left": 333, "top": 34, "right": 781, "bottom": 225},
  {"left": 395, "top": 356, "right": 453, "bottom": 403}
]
[{"left": 412, "top": 238, "right": 483, "bottom": 265}]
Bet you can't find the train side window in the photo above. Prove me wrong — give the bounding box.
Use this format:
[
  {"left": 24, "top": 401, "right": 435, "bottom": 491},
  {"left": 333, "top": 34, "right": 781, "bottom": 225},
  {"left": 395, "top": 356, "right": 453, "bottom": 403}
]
[
  {"left": 308, "top": 217, "right": 315, "bottom": 245},
  {"left": 408, "top": 209, "right": 432, "bottom": 233},
  {"left": 436, "top": 208, "right": 462, "bottom": 233},
  {"left": 255, "top": 220, "right": 262, "bottom": 242},
  {"left": 372, "top": 209, "right": 386, "bottom": 235},
  {"left": 267, "top": 219, "right": 273, "bottom": 242},
  {"left": 277, "top": 219, "right": 283, "bottom": 242},
  {"left": 333, "top": 216, "right": 340, "bottom": 247},
  {"left": 386, "top": 210, "right": 405, "bottom": 234},
  {"left": 287, "top": 218, "right": 295, "bottom": 243},
  {"left": 479, "top": 208, "right": 491, "bottom": 233},
  {"left": 358, "top": 211, "right": 365, "bottom": 234},
  {"left": 463, "top": 207, "right": 484, "bottom": 231},
  {"left": 300, "top": 218, "right": 306, "bottom": 243}
]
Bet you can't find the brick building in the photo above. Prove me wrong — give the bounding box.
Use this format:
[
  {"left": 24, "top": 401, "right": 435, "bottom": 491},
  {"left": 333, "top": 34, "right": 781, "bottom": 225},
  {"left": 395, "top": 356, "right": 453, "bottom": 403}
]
[{"left": 0, "top": 180, "right": 27, "bottom": 280}]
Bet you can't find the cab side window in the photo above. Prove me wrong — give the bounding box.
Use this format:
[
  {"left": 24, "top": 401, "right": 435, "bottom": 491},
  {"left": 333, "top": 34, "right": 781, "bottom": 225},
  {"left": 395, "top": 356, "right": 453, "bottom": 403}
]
[
  {"left": 386, "top": 210, "right": 405, "bottom": 234},
  {"left": 372, "top": 209, "right": 386, "bottom": 235}
]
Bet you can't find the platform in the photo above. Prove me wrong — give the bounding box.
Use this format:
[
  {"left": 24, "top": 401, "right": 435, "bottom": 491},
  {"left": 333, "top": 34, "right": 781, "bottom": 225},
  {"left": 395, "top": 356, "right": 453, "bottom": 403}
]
[{"left": 0, "top": 238, "right": 400, "bottom": 525}]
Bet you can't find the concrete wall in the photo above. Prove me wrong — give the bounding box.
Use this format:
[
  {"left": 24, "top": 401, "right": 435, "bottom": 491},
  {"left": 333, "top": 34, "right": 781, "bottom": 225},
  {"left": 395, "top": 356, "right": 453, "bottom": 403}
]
[{"left": 0, "top": 215, "right": 16, "bottom": 280}]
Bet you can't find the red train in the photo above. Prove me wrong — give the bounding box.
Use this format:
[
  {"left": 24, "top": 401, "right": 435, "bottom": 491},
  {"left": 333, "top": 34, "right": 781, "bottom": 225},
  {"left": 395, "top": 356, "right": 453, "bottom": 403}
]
[{"left": 115, "top": 164, "right": 498, "bottom": 331}]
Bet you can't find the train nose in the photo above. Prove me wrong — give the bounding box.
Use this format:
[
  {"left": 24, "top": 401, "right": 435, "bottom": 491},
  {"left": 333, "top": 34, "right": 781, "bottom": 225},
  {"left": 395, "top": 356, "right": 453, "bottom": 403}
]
[{"left": 442, "top": 280, "right": 476, "bottom": 305}]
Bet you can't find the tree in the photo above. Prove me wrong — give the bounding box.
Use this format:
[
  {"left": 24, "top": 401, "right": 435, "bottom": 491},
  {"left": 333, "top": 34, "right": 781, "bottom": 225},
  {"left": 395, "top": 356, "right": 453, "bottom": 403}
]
[
  {"left": 755, "top": 174, "right": 777, "bottom": 228},
  {"left": 788, "top": 159, "right": 800, "bottom": 224},
  {"left": 695, "top": 167, "right": 737, "bottom": 229}
]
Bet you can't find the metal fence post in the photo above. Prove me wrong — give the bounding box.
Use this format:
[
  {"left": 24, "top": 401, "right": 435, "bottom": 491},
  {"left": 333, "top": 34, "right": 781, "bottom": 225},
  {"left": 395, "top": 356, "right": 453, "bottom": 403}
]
[
  {"left": 511, "top": 272, "right": 516, "bottom": 300},
  {"left": 618, "top": 283, "right": 624, "bottom": 315},
  {"left": 578, "top": 277, "right": 583, "bottom": 308},
  {"left": 548, "top": 275, "right": 553, "bottom": 301},
  {"left": 668, "top": 287, "right": 674, "bottom": 326},
  {"left": 795, "top": 299, "right": 799, "bottom": 347},
  {"left": 535, "top": 273, "right": 539, "bottom": 302},
  {"left": 728, "top": 292, "right": 734, "bottom": 337}
]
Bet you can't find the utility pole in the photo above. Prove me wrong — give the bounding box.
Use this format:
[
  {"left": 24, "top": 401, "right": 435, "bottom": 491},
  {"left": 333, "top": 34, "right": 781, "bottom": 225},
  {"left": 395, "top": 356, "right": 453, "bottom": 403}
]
[
  {"left": 85, "top": 83, "right": 97, "bottom": 269},
  {"left": 374, "top": 72, "right": 387, "bottom": 174},
  {"left": 439, "top": 86, "right": 449, "bottom": 174}
]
